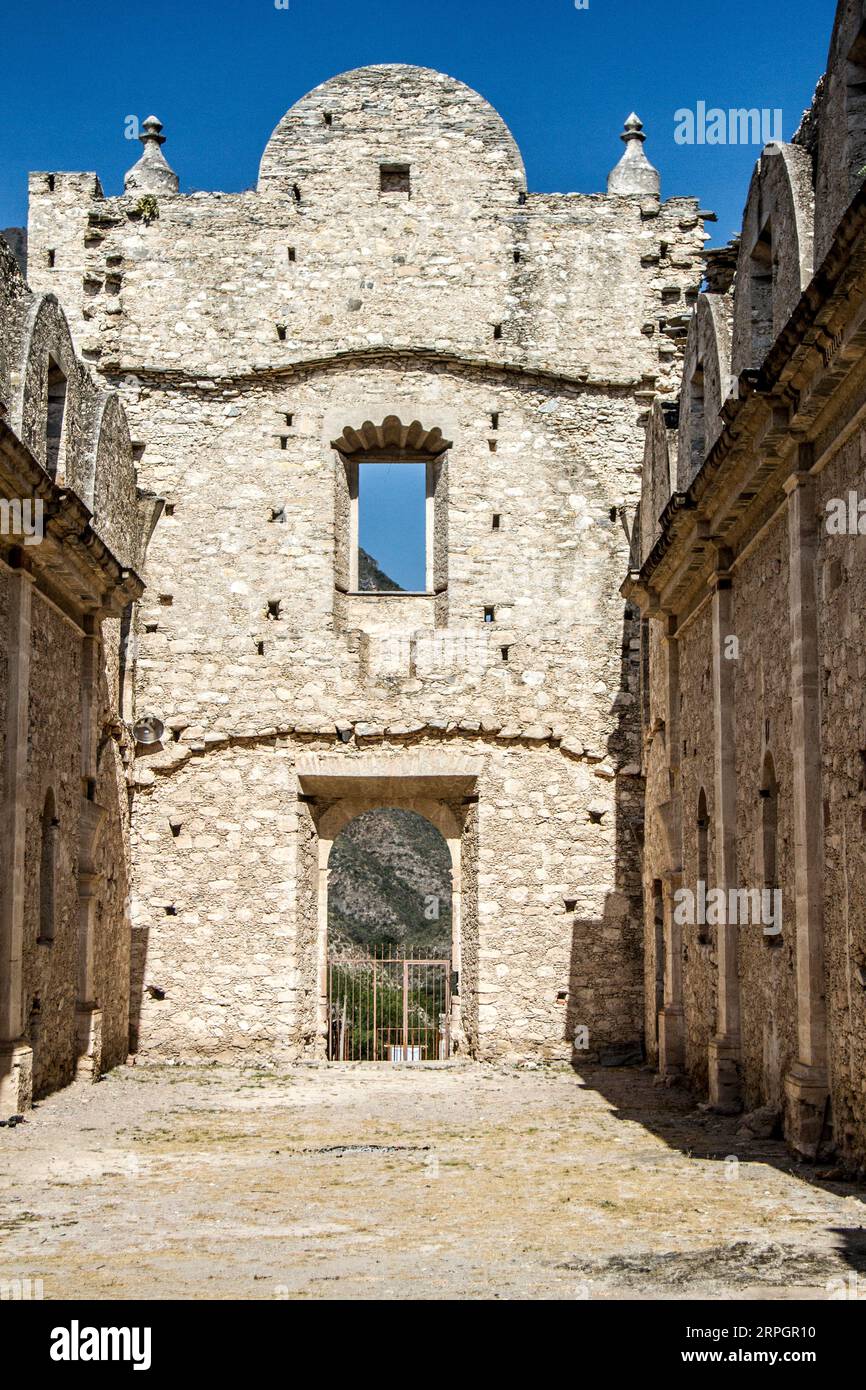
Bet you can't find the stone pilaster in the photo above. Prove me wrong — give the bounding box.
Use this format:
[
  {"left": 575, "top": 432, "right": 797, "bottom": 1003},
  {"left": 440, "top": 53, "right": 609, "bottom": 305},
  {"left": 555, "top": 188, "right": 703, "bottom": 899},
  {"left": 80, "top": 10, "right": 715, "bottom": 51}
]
[
  {"left": 657, "top": 616, "right": 685, "bottom": 1075},
  {"left": 74, "top": 620, "right": 107, "bottom": 1081},
  {"left": 708, "top": 553, "right": 742, "bottom": 1112},
  {"left": 658, "top": 869, "right": 685, "bottom": 1074},
  {"left": 0, "top": 557, "right": 34, "bottom": 1113},
  {"left": 783, "top": 459, "right": 829, "bottom": 1156}
]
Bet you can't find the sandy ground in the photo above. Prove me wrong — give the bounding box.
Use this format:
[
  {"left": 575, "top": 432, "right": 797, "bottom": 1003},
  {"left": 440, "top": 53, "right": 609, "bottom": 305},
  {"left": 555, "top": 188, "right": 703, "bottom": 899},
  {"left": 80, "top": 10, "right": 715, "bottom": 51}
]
[{"left": 0, "top": 1060, "right": 864, "bottom": 1301}]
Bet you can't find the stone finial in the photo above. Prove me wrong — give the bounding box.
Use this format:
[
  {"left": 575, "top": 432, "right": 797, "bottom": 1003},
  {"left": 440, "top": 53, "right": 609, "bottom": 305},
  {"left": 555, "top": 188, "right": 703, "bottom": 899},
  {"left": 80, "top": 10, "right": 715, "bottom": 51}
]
[
  {"left": 606, "top": 113, "right": 660, "bottom": 198},
  {"left": 124, "top": 116, "right": 179, "bottom": 194}
]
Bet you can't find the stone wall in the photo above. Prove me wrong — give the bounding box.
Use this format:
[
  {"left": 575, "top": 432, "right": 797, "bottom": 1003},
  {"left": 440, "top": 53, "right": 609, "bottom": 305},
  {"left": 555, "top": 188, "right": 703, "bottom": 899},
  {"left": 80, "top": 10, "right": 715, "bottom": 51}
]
[
  {"left": 814, "top": 425, "right": 866, "bottom": 1165},
  {"left": 0, "top": 236, "right": 143, "bottom": 1111},
  {"left": 676, "top": 606, "right": 717, "bottom": 1094},
  {"left": 24, "top": 64, "right": 705, "bottom": 1063},
  {"left": 630, "top": 0, "right": 866, "bottom": 1166}
]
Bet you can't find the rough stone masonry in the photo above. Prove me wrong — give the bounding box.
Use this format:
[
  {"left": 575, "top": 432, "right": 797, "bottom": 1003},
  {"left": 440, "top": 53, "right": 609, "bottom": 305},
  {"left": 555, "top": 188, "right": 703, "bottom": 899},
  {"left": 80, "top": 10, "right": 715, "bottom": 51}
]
[{"left": 21, "top": 65, "right": 706, "bottom": 1067}]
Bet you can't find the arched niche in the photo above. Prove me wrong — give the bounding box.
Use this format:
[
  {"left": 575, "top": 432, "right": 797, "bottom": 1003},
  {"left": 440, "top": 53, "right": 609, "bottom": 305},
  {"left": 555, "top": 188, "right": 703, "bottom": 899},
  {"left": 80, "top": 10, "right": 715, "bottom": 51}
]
[
  {"left": 14, "top": 294, "right": 84, "bottom": 485},
  {"left": 87, "top": 391, "right": 139, "bottom": 569},
  {"left": 640, "top": 399, "right": 676, "bottom": 563},
  {"left": 813, "top": 0, "right": 866, "bottom": 265},
  {"left": 676, "top": 292, "right": 732, "bottom": 491},
  {"left": 730, "top": 144, "right": 815, "bottom": 379}
]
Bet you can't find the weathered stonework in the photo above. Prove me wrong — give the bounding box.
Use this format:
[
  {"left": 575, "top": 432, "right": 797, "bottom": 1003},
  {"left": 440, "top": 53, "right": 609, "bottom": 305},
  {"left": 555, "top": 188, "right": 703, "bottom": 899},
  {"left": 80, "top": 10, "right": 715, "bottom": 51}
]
[
  {"left": 629, "top": 0, "right": 866, "bottom": 1167},
  {"left": 0, "top": 239, "right": 143, "bottom": 1111},
  {"left": 21, "top": 65, "right": 706, "bottom": 1067}
]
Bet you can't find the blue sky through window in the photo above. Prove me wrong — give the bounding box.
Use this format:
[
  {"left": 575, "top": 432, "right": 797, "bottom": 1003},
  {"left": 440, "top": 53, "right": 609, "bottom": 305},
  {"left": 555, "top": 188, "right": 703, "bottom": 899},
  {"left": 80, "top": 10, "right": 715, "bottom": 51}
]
[{"left": 358, "top": 462, "right": 427, "bottom": 592}]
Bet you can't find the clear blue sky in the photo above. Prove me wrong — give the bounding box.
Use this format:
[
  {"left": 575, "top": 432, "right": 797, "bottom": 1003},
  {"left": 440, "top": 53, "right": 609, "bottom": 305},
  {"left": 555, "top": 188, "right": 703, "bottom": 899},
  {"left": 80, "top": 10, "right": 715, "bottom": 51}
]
[
  {"left": 0, "top": 0, "right": 834, "bottom": 246},
  {"left": 0, "top": 0, "right": 837, "bottom": 589},
  {"left": 359, "top": 464, "right": 427, "bottom": 590}
]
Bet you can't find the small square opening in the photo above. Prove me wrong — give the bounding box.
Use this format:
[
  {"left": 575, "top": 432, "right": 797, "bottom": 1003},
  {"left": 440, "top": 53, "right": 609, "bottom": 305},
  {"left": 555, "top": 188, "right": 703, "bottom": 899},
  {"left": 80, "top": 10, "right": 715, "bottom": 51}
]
[{"left": 380, "top": 163, "right": 411, "bottom": 195}]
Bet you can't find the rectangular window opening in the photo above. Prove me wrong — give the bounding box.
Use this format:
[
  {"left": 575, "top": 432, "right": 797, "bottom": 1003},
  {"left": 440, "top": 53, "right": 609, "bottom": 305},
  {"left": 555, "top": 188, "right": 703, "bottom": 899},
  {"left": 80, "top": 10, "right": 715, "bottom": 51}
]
[
  {"left": 492, "top": 513, "right": 501, "bottom": 531},
  {"left": 45, "top": 357, "right": 67, "bottom": 480},
  {"left": 357, "top": 460, "right": 427, "bottom": 593},
  {"left": 287, "top": 247, "right": 296, "bottom": 262},
  {"left": 689, "top": 363, "right": 706, "bottom": 474},
  {"left": 749, "top": 222, "right": 774, "bottom": 365},
  {"left": 484, "top": 606, "right": 495, "bottom": 623}
]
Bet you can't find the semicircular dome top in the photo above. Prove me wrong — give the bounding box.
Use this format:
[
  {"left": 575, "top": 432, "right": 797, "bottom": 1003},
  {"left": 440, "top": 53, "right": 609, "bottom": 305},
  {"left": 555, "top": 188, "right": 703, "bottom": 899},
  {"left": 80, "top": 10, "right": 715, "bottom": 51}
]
[{"left": 258, "top": 64, "right": 526, "bottom": 202}]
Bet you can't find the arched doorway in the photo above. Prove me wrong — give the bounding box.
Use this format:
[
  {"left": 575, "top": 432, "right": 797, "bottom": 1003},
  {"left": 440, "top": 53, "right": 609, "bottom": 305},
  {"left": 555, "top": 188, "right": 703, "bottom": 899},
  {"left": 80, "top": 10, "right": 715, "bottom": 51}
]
[{"left": 326, "top": 808, "right": 454, "bottom": 1062}]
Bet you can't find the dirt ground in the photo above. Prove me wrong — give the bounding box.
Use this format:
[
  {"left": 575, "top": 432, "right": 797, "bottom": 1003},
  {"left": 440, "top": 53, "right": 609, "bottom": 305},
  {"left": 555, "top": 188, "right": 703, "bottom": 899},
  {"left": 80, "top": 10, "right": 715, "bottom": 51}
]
[{"left": 0, "top": 1060, "right": 864, "bottom": 1301}]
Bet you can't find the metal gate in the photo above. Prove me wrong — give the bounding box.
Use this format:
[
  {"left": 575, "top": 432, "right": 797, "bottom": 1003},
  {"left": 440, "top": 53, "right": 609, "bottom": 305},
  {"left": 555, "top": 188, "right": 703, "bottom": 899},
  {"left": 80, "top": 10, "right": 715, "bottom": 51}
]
[{"left": 327, "top": 948, "right": 452, "bottom": 1062}]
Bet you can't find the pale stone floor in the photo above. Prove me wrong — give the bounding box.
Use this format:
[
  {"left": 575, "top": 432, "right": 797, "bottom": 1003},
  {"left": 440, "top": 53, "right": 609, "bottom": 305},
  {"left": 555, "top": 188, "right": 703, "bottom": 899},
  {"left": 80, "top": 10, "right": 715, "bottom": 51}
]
[{"left": 1, "top": 1061, "right": 864, "bottom": 1301}]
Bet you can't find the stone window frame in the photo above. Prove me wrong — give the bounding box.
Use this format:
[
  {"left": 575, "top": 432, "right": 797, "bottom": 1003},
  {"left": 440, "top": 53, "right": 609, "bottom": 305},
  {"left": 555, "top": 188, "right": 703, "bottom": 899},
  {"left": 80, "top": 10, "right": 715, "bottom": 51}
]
[
  {"left": 340, "top": 451, "right": 445, "bottom": 595},
  {"left": 330, "top": 415, "right": 452, "bottom": 601},
  {"left": 295, "top": 751, "right": 481, "bottom": 1060}
]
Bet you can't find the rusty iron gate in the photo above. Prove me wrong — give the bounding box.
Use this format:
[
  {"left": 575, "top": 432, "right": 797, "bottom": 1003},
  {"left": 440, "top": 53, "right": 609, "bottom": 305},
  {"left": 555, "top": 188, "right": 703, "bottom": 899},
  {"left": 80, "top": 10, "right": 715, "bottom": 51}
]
[{"left": 327, "top": 948, "right": 452, "bottom": 1062}]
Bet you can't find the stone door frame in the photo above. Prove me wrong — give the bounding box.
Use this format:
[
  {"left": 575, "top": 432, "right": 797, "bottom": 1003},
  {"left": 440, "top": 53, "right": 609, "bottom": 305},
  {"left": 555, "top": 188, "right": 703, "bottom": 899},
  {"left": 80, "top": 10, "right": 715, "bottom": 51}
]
[{"left": 295, "top": 752, "right": 479, "bottom": 1058}]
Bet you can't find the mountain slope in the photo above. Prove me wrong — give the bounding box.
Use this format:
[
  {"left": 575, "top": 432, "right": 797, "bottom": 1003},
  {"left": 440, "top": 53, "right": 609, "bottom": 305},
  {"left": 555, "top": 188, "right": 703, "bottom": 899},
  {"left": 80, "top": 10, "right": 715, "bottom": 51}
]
[{"left": 328, "top": 808, "right": 452, "bottom": 957}]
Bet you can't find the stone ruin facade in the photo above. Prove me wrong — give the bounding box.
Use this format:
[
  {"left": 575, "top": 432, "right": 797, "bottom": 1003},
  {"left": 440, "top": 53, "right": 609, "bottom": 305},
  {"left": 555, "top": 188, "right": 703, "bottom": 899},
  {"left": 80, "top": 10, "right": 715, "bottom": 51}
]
[
  {"left": 13, "top": 63, "right": 707, "bottom": 1076},
  {"left": 1, "top": 0, "right": 864, "bottom": 1172},
  {"left": 627, "top": 0, "right": 866, "bottom": 1168},
  {"left": 0, "top": 237, "right": 147, "bottom": 1111}
]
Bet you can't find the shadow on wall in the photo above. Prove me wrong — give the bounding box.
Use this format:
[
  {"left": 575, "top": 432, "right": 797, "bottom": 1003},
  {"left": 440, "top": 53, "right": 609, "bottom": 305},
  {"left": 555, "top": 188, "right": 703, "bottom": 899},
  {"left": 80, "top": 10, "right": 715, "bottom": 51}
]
[
  {"left": 128, "top": 924, "right": 149, "bottom": 1056},
  {"left": 565, "top": 602, "right": 645, "bottom": 1064}
]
